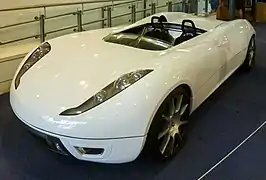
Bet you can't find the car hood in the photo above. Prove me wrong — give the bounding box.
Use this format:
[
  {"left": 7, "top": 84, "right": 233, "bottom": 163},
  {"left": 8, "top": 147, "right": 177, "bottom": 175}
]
[
  {"left": 11, "top": 29, "right": 193, "bottom": 138},
  {"left": 16, "top": 29, "right": 164, "bottom": 114}
]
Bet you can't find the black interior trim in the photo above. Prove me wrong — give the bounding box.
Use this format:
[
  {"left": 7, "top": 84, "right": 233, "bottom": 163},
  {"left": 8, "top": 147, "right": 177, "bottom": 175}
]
[{"left": 103, "top": 19, "right": 207, "bottom": 50}]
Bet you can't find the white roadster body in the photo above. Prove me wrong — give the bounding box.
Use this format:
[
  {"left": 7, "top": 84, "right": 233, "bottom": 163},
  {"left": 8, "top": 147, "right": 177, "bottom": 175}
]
[{"left": 10, "top": 12, "right": 255, "bottom": 163}]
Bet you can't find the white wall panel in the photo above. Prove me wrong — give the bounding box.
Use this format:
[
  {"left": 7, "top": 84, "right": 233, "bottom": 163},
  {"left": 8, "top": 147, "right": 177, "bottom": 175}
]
[
  {"left": 0, "top": 58, "right": 22, "bottom": 83},
  {"left": 82, "top": 8, "right": 103, "bottom": 31},
  {"left": 0, "top": 80, "right": 12, "bottom": 94},
  {"left": 0, "top": 56, "right": 24, "bottom": 94}
]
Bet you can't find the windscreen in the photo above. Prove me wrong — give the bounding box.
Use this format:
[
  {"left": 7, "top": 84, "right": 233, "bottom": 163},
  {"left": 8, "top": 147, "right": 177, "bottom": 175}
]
[
  {"left": 103, "top": 33, "right": 172, "bottom": 51},
  {"left": 103, "top": 22, "right": 206, "bottom": 50}
]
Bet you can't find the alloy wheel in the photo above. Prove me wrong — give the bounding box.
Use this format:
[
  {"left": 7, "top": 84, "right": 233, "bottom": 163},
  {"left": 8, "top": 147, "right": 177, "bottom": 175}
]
[
  {"left": 248, "top": 38, "right": 255, "bottom": 66},
  {"left": 157, "top": 93, "right": 189, "bottom": 158}
]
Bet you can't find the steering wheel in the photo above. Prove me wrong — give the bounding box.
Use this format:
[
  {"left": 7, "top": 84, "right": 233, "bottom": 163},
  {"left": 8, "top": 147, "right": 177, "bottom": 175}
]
[{"left": 181, "top": 19, "right": 197, "bottom": 36}]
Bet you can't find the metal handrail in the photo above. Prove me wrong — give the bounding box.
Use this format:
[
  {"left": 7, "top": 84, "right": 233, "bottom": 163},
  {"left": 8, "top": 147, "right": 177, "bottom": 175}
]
[
  {"left": 1, "top": 20, "right": 37, "bottom": 29},
  {"left": 0, "top": 0, "right": 190, "bottom": 46},
  {"left": 0, "top": 0, "right": 140, "bottom": 12},
  {"left": 0, "top": 0, "right": 140, "bottom": 29}
]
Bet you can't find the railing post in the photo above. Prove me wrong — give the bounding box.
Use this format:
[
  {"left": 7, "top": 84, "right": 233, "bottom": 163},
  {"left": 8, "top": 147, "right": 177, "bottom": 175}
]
[
  {"left": 182, "top": 0, "right": 186, "bottom": 12},
  {"left": 107, "top": 6, "right": 112, "bottom": 27},
  {"left": 131, "top": 4, "right": 136, "bottom": 23},
  {"left": 229, "top": 0, "right": 235, "bottom": 20},
  {"left": 151, "top": 3, "right": 156, "bottom": 14},
  {"left": 39, "top": 14, "right": 45, "bottom": 43},
  {"left": 101, "top": 7, "right": 105, "bottom": 28},
  {"left": 167, "top": 1, "right": 173, "bottom": 12},
  {"left": 76, "top": 10, "right": 83, "bottom": 32},
  {"left": 143, "top": 0, "right": 147, "bottom": 18},
  {"left": 189, "top": 0, "right": 196, "bottom": 14},
  {"left": 188, "top": 0, "right": 191, "bottom": 13},
  {"left": 205, "top": 0, "right": 208, "bottom": 14},
  {"left": 193, "top": 0, "right": 198, "bottom": 15}
]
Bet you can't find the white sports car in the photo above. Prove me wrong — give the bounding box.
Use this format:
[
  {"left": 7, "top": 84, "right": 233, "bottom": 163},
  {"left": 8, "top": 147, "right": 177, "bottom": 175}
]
[{"left": 10, "top": 12, "right": 256, "bottom": 164}]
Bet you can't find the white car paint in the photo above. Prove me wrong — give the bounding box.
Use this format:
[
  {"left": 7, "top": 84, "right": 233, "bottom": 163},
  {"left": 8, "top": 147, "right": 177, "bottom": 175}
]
[{"left": 10, "top": 12, "right": 255, "bottom": 163}]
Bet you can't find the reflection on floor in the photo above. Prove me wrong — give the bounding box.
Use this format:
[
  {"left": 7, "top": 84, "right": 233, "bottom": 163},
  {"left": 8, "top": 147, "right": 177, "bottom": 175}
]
[{"left": 1, "top": 23, "right": 266, "bottom": 180}]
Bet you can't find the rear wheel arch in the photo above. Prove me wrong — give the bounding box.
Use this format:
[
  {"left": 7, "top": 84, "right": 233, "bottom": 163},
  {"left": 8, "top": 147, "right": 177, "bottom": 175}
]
[{"left": 240, "top": 35, "right": 256, "bottom": 72}]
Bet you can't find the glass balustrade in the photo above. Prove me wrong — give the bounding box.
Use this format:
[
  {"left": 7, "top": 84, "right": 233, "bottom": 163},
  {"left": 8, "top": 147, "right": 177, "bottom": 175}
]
[{"left": 0, "top": 0, "right": 209, "bottom": 48}]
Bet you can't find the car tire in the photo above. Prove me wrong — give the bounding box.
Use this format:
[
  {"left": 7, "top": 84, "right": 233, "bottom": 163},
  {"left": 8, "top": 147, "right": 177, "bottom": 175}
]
[
  {"left": 142, "top": 86, "right": 191, "bottom": 162},
  {"left": 240, "top": 36, "right": 256, "bottom": 72}
]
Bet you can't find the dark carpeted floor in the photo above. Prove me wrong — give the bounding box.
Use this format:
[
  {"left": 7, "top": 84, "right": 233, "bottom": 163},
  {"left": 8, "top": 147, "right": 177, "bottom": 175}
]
[{"left": 1, "top": 23, "right": 266, "bottom": 180}]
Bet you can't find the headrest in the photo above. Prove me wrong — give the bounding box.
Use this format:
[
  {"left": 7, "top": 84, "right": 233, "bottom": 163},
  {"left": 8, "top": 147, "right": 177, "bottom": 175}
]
[
  {"left": 159, "top": 15, "right": 167, "bottom": 22},
  {"left": 151, "top": 15, "right": 168, "bottom": 23}
]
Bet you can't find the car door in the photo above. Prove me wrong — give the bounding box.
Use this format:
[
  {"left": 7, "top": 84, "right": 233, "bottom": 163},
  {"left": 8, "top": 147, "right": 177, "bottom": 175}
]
[
  {"left": 222, "top": 21, "right": 250, "bottom": 75},
  {"left": 212, "top": 24, "right": 231, "bottom": 82},
  {"left": 185, "top": 28, "right": 228, "bottom": 110}
]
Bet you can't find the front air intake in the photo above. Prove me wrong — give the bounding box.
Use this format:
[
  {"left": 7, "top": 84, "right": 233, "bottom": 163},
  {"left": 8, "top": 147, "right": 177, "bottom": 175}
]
[{"left": 75, "top": 147, "right": 104, "bottom": 155}]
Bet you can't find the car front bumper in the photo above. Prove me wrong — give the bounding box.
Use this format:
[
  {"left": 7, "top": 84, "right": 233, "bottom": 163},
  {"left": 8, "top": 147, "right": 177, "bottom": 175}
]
[{"left": 15, "top": 113, "right": 146, "bottom": 164}]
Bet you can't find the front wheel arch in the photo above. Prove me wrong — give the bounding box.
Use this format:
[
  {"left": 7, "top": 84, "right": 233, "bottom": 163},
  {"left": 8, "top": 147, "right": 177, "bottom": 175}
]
[
  {"left": 144, "top": 83, "right": 194, "bottom": 136},
  {"left": 141, "top": 84, "right": 192, "bottom": 161},
  {"left": 178, "top": 84, "right": 193, "bottom": 113}
]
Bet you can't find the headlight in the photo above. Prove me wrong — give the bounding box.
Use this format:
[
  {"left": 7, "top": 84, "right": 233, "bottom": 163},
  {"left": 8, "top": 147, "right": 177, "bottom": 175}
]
[
  {"left": 60, "top": 69, "right": 153, "bottom": 116},
  {"left": 14, "top": 42, "right": 51, "bottom": 89}
]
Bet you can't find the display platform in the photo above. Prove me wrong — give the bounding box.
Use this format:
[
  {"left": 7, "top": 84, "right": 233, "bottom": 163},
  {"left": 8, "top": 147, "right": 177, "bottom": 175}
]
[{"left": 0, "top": 23, "right": 266, "bottom": 180}]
